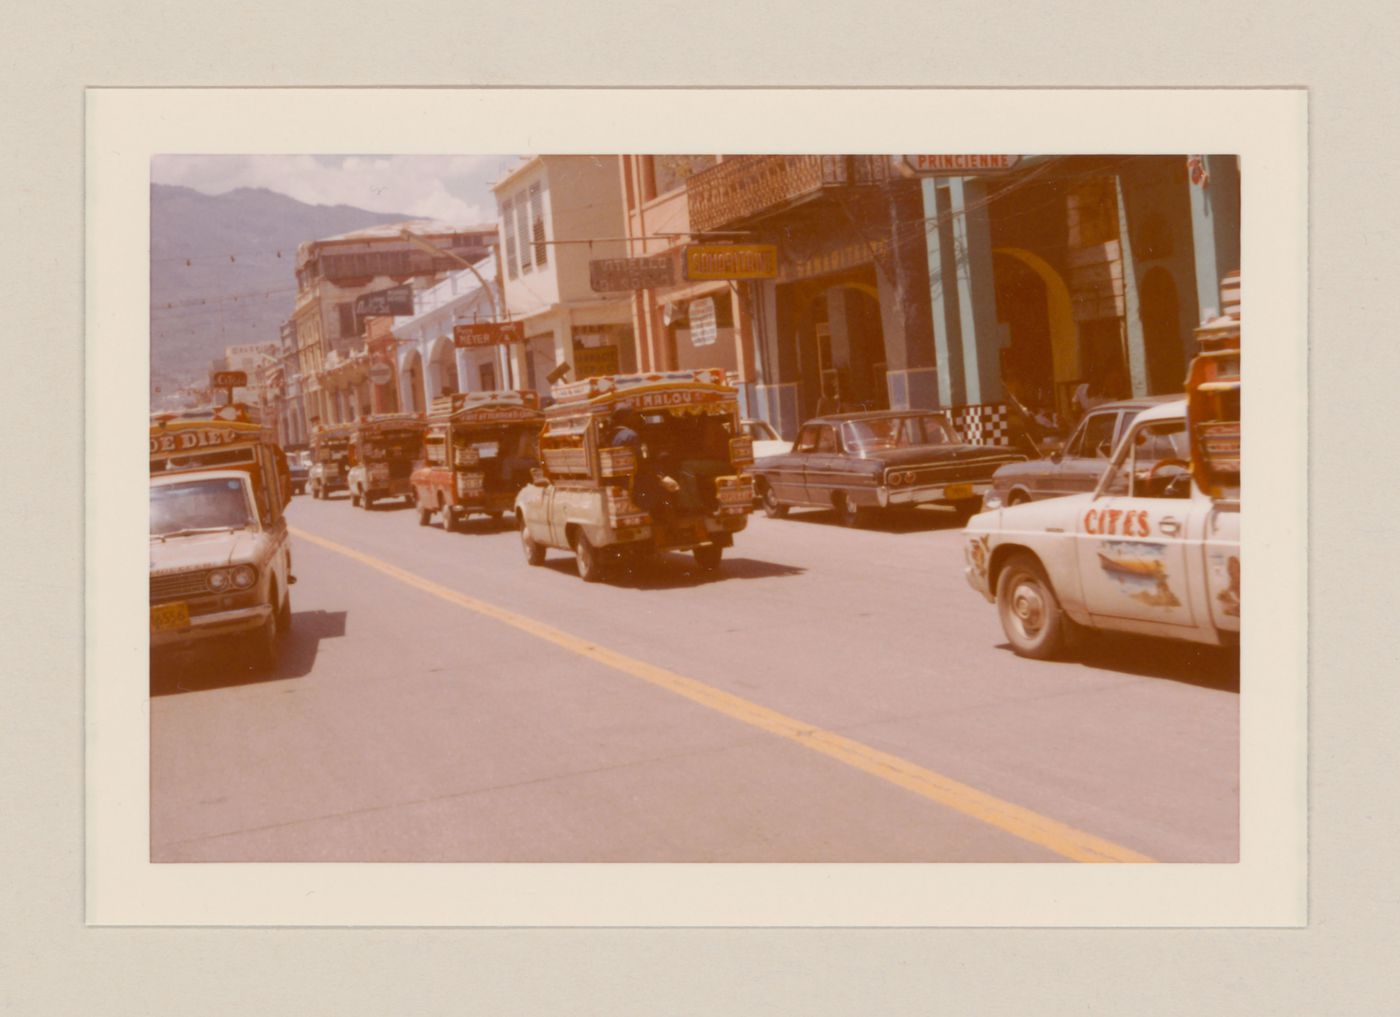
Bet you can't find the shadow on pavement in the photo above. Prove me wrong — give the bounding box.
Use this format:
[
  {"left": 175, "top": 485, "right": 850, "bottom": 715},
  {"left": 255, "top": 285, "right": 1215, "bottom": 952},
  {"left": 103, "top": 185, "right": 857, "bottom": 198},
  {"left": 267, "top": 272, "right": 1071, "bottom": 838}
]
[
  {"left": 773, "top": 506, "right": 969, "bottom": 534},
  {"left": 541, "top": 552, "right": 805, "bottom": 590},
  {"left": 364, "top": 498, "right": 415, "bottom": 513},
  {"left": 996, "top": 633, "right": 1240, "bottom": 692},
  {"left": 150, "top": 609, "right": 348, "bottom": 697}
]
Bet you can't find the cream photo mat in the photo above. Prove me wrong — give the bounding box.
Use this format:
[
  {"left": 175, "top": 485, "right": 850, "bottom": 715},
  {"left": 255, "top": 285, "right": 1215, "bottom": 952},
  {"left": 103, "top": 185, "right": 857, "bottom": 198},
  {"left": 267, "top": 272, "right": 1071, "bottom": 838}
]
[{"left": 86, "top": 87, "right": 1305, "bottom": 926}]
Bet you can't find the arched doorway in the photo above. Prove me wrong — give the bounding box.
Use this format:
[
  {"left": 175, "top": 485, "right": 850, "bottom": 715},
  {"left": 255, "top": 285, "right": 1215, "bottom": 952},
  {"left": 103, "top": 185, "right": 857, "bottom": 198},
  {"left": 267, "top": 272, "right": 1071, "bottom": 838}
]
[
  {"left": 400, "top": 348, "right": 425, "bottom": 414},
  {"left": 1139, "top": 267, "right": 1185, "bottom": 394},
  {"left": 992, "top": 247, "right": 1077, "bottom": 415},
  {"left": 427, "top": 336, "right": 459, "bottom": 400},
  {"left": 795, "top": 274, "right": 886, "bottom": 417}
]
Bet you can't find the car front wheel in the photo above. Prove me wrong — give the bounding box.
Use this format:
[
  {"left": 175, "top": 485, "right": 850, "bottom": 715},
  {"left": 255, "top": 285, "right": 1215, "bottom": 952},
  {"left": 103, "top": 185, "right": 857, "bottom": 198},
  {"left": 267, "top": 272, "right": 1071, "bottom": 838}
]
[
  {"left": 519, "top": 517, "right": 546, "bottom": 566},
  {"left": 996, "top": 552, "right": 1069, "bottom": 660}
]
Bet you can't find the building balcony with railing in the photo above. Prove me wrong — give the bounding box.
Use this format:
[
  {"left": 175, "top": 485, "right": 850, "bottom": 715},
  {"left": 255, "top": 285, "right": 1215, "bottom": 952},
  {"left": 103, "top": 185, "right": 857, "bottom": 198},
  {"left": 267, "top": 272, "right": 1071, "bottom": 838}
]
[{"left": 685, "top": 154, "right": 893, "bottom": 233}]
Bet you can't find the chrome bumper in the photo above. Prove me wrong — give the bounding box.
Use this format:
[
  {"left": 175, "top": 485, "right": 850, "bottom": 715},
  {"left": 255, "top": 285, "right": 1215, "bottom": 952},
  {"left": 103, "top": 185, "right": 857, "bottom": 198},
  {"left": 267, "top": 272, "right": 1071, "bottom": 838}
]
[
  {"left": 964, "top": 565, "right": 994, "bottom": 601},
  {"left": 150, "top": 603, "right": 272, "bottom": 648},
  {"left": 884, "top": 480, "right": 994, "bottom": 507}
]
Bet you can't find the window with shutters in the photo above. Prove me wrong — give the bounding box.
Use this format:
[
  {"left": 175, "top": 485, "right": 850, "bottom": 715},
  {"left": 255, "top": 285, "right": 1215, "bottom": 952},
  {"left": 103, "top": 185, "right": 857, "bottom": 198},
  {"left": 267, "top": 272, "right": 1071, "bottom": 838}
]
[
  {"left": 515, "top": 196, "right": 532, "bottom": 272},
  {"left": 529, "top": 182, "right": 547, "bottom": 266},
  {"left": 502, "top": 198, "right": 518, "bottom": 279},
  {"left": 336, "top": 302, "right": 356, "bottom": 338}
]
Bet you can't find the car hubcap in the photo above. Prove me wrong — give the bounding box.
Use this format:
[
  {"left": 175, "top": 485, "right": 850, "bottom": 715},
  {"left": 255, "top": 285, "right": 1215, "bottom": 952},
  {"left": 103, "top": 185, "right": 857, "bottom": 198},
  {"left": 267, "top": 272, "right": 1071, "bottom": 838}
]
[{"left": 1010, "top": 580, "right": 1045, "bottom": 637}]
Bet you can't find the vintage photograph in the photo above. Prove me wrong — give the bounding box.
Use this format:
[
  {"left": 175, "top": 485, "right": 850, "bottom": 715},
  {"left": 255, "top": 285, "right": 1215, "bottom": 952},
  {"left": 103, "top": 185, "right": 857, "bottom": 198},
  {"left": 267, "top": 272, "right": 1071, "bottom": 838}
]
[{"left": 147, "top": 151, "right": 1241, "bottom": 864}]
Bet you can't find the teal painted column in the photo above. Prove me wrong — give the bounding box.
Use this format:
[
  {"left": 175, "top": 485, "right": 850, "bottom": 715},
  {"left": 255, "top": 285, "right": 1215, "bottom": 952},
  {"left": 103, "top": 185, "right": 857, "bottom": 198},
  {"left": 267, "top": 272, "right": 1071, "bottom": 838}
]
[
  {"left": 1114, "top": 173, "right": 1148, "bottom": 398},
  {"left": 1187, "top": 155, "right": 1242, "bottom": 324},
  {"left": 923, "top": 179, "right": 960, "bottom": 407},
  {"left": 947, "top": 178, "right": 1003, "bottom": 405}
]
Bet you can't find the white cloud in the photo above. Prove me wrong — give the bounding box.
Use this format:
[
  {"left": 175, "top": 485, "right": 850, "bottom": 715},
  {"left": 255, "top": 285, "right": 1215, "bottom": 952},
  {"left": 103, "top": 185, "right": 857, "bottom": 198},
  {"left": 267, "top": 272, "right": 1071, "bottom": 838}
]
[{"left": 152, "top": 154, "right": 504, "bottom": 225}]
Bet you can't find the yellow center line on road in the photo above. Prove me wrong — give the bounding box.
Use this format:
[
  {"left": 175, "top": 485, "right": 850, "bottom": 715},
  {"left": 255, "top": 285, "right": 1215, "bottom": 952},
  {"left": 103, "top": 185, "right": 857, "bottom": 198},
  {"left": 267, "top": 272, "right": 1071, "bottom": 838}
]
[{"left": 290, "top": 525, "right": 1154, "bottom": 863}]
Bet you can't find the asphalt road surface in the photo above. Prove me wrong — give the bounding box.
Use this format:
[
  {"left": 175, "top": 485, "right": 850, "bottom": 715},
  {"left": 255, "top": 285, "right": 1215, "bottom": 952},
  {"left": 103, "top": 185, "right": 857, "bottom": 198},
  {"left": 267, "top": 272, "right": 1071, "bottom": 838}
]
[{"left": 151, "top": 493, "right": 1239, "bottom": 863}]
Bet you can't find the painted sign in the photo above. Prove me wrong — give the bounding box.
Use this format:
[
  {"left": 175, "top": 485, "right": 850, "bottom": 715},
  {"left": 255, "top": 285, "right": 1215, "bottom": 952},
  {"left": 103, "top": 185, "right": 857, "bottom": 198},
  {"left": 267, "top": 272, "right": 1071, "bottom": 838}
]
[
  {"left": 633, "top": 387, "right": 730, "bottom": 410},
  {"left": 688, "top": 296, "right": 718, "bottom": 346},
  {"left": 354, "top": 285, "right": 414, "bottom": 317},
  {"left": 901, "top": 154, "right": 1022, "bottom": 175},
  {"left": 456, "top": 405, "right": 543, "bottom": 424},
  {"left": 149, "top": 426, "right": 243, "bottom": 455},
  {"left": 682, "top": 244, "right": 778, "bottom": 281},
  {"left": 589, "top": 256, "right": 675, "bottom": 292},
  {"left": 210, "top": 370, "right": 247, "bottom": 388},
  {"left": 369, "top": 360, "right": 393, "bottom": 386},
  {"left": 573, "top": 345, "right": 620, "bottom": 380},
  {"left": 453, "top": 322, "right": 524, "bottom": 347}
]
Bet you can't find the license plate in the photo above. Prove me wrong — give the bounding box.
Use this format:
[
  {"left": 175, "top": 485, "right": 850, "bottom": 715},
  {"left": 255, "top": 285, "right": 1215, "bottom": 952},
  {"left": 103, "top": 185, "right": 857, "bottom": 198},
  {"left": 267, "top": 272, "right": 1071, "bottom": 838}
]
[
  {"left": 151, "top": 601, "right": 190, "bottom": 632},
  {"left": 944, "top": 483, "right": 974, "bottom": 500}
]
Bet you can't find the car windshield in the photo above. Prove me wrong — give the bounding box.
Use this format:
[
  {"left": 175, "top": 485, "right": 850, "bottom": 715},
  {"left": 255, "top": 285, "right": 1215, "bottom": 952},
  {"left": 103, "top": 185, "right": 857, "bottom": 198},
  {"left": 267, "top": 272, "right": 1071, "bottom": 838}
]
[
  {"left": 841, "top": 414, "right": 957, "bottom": 452},
  {"left": 150, "top": 477, "right": 252, "bottom": 536},
  {"left": 745, "top": 420, "right": 779, "bottom": 442}
]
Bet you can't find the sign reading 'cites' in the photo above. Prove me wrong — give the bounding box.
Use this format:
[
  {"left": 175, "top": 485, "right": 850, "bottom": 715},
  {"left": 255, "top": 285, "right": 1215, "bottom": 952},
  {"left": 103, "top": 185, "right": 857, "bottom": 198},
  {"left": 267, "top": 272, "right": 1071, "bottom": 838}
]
[{"left": 682, "top": 244, "right": 778, "bottom": 281}]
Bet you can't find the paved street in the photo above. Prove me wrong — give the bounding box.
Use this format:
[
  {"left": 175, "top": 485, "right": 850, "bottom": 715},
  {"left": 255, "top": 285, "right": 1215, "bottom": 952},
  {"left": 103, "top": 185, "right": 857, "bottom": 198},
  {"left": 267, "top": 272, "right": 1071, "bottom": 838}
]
[{"left": 151, "top": 494, "right": 1238, "bottom": 863}]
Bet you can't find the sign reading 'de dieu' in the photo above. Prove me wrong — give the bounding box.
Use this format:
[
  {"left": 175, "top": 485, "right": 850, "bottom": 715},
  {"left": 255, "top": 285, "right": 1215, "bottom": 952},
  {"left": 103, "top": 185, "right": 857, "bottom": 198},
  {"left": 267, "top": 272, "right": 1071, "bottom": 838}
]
[
  {"left": 589, "top": 256, "right": 676, "bottom": 293},
  {"left": 453, "top": 322, "right": 525, "bottom": 348},
  {"left": 210, "top": 370, "right": 247, "bottom": 389},
  {"left": 682, "top": 244, "right": 778, "bottom": 281},
  {"left": 901, "top": 154, "right": 1022, "bottom": 175}
]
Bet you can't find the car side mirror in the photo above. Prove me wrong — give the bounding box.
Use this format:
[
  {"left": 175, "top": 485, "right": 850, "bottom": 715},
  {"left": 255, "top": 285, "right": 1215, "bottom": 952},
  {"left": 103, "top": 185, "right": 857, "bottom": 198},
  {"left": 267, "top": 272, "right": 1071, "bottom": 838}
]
[
  {"left": 530, "top": 467, "right": 549, "bottom": 487},
  {"left": 1049, "top": 450, "right": 1063, "bottom": 464}
]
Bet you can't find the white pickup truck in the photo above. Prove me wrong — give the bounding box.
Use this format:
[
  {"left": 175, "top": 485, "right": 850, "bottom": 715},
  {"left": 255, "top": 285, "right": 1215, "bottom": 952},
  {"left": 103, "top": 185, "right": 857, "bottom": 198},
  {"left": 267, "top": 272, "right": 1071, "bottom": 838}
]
[{"left": 963, "top": 398, "right": 1239, "bottom": 659}]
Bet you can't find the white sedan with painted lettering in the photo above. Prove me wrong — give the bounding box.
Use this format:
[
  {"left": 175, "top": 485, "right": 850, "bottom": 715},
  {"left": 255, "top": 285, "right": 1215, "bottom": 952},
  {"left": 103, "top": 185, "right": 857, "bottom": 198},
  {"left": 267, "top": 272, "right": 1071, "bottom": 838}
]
[{"left": 963, "top": 399, "right": 1239, "bottom": 659}]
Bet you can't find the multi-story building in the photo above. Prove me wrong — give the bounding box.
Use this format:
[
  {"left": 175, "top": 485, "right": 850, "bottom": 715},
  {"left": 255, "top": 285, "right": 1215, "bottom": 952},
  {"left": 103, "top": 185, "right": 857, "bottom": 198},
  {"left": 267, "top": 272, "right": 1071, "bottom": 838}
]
[
  {"left": 617, "top": 155, "right": 761, "bottom": 413},
  {"left": 491, "top": 156, "right": 636, "bottom": 392},
  {"left": 291, "top": 220, "right": 495, "bottom": 427},
  {"left": 676, "top": 153, "right": 1242, "bottom": 439},
  {"left": 392, "top": 262, "right": 501, "bottom": 412}
]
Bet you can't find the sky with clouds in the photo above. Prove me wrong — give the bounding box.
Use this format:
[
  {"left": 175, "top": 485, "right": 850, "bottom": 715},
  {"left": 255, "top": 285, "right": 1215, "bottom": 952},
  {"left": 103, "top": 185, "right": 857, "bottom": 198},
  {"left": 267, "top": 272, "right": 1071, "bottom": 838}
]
[{"left": 152, "top": 154, "right": 526, "bottom": 225}]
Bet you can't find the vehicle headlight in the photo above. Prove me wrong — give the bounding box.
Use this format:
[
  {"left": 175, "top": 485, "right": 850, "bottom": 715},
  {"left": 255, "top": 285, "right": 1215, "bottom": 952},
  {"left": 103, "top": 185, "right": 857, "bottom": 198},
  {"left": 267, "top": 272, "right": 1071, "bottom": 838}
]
[
  {"left": 888, "top": 471, "right": 904, "bottom": 487},
  {"left": 230, "top": 564, "right": 257, "bottom": 590},
  {"left": 903, "top": 471, "right": 916, "bottom": 484},
  {"left": 206, "top": 569, "right": 231, "bottom": 592},
  {"left": 982, "top": 490, "right": 1002, "bottom": 510}
]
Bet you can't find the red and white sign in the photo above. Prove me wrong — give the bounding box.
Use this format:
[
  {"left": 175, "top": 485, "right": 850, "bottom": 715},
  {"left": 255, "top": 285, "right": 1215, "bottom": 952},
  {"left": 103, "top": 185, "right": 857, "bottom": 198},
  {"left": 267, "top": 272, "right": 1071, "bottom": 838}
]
[
  {"left": 453, "top": 322, "right": 525, "bottom": 348},
  {"left": 369, "top": 360, "right": 393, "bottom": 386}
]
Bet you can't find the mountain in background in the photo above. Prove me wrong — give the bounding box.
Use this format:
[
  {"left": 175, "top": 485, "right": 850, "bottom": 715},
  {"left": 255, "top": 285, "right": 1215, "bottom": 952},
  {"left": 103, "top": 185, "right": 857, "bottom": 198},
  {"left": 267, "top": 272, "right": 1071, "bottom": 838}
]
[{"left": 150, "top": 184, "right": 412, "bottom": 394}]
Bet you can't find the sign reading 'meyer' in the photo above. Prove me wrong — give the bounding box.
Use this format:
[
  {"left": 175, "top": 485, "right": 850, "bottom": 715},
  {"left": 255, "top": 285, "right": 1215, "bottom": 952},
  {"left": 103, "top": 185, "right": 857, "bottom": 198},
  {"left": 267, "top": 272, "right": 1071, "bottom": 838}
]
[{"left": 453, "top": 322, "right": 525, "bottom": 347}]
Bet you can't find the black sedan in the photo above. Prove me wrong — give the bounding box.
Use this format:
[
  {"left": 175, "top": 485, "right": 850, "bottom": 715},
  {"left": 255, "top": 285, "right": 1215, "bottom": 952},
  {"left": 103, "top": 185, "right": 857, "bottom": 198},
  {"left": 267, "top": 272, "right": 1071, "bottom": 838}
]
[
  {"left": 980, "top": 395, "right": 1178, "bottom": 510},
  {"left": 749, "top": 410, "right": 1026, "bottom": 527}
]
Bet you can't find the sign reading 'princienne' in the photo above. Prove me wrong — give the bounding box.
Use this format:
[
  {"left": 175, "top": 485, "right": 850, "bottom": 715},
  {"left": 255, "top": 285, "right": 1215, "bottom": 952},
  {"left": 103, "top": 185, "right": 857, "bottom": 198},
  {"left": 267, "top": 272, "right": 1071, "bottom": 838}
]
[{"left": 901, "top": 154, "right": 1022, "bottom": 175}]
